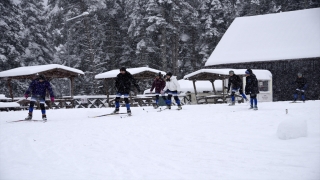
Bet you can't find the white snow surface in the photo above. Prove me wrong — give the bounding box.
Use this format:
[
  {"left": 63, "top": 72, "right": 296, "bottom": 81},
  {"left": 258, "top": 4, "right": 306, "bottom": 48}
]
[
  {"left": 205, "top": 8, "right": 320, "bottom": 66},
  {"left": 184, "top": 69, "right": 272, "bottom": 80},
  {"left": 0, "top": 64, "right": 84, "bottom": 78},
  {"left": 95, "top": 67, "right": 166, "bottom": 79},
  {"left": 1, "top": 101, "right": 319, "bottom": 180}
]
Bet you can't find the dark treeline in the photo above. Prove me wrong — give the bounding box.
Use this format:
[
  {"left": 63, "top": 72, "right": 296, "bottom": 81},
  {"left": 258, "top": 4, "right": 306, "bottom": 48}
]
[{"left": 1, "top": 0, "right": 319, "bottom": 97}]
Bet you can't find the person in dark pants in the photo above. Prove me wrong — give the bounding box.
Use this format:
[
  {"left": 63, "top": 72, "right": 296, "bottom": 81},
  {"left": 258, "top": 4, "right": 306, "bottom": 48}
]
[
  {"left": 114, "top": 67, "right": 140, "bottom": 115},
  {"left": 150, "top": 72, "right": 166, "bottom": 109},
  {"left": 245, "top": 69, "right": 259, "bottom": 110},
  {"left": 293, "top": 72, "right": 307, "bottom": 102},
  {"left": 227, "top": 70, "right": 248, "bottom": 106},
  {"left": 161, "top": 72, "right": 182, "bottom": 110},
  {"left": 24, "top": 74, "right": 55, "bottom": 120}
]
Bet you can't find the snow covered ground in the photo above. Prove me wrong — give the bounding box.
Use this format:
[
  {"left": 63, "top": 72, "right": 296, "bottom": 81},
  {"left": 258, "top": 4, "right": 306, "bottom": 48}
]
[{"left": 0, "top": 101, "right": 319, "bottom": 180}]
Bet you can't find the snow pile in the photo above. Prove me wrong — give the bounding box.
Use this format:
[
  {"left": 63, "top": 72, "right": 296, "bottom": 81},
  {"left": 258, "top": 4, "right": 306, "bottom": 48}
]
[{"left": 277, "top": 115, "right": 307, "bottom": 140}]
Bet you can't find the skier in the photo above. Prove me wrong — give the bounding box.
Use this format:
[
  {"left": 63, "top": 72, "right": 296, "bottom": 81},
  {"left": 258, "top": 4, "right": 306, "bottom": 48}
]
[
  {"left": 24, "top": 74, "right": 55, "bottom": 120},
  {"left": 161, "top": 72, "right": 182, "bottom": 110},
  {"left": 150, "top": 72, "right": 166, "bottom": 109},
  {"left": 113, "top": 67, "right": 140, "bottom": 115},
  {"left": 227, "top": 70, "right": 248, "bottom": 106},
  {"left": 245, "top": 69, "right": 259, "bottom": 110},
  {"left": 293, "top": 72, "right": 307, "bottom": 102}
]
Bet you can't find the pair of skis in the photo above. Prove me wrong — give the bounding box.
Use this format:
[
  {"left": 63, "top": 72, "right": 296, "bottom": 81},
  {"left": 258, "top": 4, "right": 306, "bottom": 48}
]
[
  {"left": 88, "top": 112, "right": 131, "bottom": 118},
  {"left": 8, "top": 119, "right": 47, "bottom": 123}
]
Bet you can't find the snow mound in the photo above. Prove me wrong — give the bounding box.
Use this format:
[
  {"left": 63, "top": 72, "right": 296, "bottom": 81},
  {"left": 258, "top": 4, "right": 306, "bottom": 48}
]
[{"left": 277, "top": 118, "right": 307, "bottom": 140}]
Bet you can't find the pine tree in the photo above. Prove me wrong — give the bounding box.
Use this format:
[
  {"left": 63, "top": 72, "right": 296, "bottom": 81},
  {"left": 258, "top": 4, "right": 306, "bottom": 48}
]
[{"left": 20, "top": 0, "right": 54, "bottom": 66}]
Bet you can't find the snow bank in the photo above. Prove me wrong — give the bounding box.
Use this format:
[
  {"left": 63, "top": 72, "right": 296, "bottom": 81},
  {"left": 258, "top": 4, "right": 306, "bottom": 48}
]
[{"left": 277, "top": 115, "right": 307, "bottom": 140}]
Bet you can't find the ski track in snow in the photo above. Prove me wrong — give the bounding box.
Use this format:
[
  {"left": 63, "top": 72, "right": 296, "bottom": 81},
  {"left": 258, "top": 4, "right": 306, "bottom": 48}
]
[{"left": 0, "top": 101, "right": 319, "bottom": 180}]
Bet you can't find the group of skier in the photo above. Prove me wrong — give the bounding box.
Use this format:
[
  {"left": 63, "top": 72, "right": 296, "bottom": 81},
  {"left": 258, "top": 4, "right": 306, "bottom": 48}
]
[
  {"left": 227, "top": 69, "right": 260, "bottom": 110},
  {"left": 23, "top": 67, "right": 307, "bottom": 120}
]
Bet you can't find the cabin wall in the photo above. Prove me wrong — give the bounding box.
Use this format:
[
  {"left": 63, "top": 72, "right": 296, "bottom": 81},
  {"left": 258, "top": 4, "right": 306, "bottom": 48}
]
[{"left": 206, "top": 58, "right": 320, "bottom": 101}]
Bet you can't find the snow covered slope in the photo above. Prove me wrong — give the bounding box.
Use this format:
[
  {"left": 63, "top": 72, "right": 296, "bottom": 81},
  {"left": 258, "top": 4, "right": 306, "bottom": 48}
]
[{"left": 0, "top": 101, "right": 319, "bottom": 180}]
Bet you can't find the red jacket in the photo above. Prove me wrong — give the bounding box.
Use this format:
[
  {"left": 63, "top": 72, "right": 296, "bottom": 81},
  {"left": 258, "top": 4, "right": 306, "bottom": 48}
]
[{"left": 151, "top": 78, "right": 165, "bottom": 93}]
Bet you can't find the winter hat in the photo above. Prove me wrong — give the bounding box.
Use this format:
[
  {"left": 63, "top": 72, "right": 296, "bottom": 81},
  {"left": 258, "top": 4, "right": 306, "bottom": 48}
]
[
  {"left": 229, "top": 70, "right": 234, "bottom": 75},
  {"left": 245, "top": 69, "right": 252, "bottom": 75},
  {"left": 166, "top": 72, "right": 173, "bottom": 77},
  {"left": 38, "top": 74, "right": 46, "bottom": 80},
  {"left": 120, "top": 67, "right": 126, "bottom": 71},
  {"left": 156, "top": 72, "right": 162, "bottom": 77}
]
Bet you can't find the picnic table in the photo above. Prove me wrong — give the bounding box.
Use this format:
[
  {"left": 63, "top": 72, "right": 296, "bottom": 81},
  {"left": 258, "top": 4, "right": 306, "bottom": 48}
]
[{"left": 196, "top": 93, "right": 245, "bottom": 104}]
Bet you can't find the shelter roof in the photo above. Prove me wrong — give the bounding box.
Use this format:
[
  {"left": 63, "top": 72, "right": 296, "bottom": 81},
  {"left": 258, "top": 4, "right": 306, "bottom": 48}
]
[
  {"left": 184, "top": 69, "right": 272, "bottom": 81},
  {"left": 205, "top": 8, "right": 320, "bottom": 66},
  {"left": 0, "top": 64, "right": 84, "bottom": 80},
  {"left": 95, "top": 67, "right": 166, "bottom": 80}
]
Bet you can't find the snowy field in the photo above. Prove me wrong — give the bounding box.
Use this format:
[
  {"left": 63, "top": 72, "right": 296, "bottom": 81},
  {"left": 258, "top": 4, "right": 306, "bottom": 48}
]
[{"left": 0, "top": 101, "right": 319, "bottom": 180}]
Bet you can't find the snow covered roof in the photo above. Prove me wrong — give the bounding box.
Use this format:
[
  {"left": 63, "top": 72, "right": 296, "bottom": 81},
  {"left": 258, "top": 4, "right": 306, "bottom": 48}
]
[
  {"left": 0, "top": 64, "right": 84, "bottom": 79},
  {"left": 184, "top": 69, "right": 272, "bottom": 80},
  {"left": 95, "top": 67, "right": 166, "bottom": 80},
  {"left": 205, "top": 8, "right": 320, "bottom": 66}
]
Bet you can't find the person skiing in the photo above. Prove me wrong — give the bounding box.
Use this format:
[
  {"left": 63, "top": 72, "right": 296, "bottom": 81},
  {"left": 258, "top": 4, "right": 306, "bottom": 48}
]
[
  {"left": 24, "top": 74, "right": 55, "bottom": 120},
  {"left": 293, "top": 72, "right": 307, "bottom": 102},
  {"left": 227, "top": 70, "right": 248, "bottom": 106},
  {"left": 245, "top": 69, "right": 259, "bottom": 110},
  {"left": 113, "top": 67, "right": 140, "bottom": 115},
  {"left": 161, "top": 72, "right": 182, "bottom": 110},
  {"left": 150, "top": 72, "right": 166, "bottom": 109}
]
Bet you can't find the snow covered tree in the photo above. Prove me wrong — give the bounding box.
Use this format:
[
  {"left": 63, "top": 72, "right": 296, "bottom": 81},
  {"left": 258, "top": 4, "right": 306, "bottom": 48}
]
[
  {"left": 0, "top": 0, "right": 24, "bottom": 71},
  {"left": 20, "top": 0, "right": 54, "bottom": 66}
]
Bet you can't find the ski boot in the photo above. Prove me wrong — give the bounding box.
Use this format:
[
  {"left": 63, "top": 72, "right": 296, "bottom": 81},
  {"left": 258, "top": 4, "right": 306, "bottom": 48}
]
[
  {"left": 249, "top": 105, "right": 254, "bottom": 109},
  {"left": 166, "top": 105, "right": 171, "bottom": 110},
  {"left": 127, "top": 109, "right": 132, "bottom": 116},
  {"left": 113, "top": 108, "right": 119, "bottom": 114},
  {"left": 253, "top": 105, "right": 258, "bottom": 110},
  {"left": 228, "top": 101, "right": 235, "bottom": 106},
  {"left": 153, "top": 104, "right": 159, "bottom": 109},
  {"left": 25, "top": 113, "right": 32, "bottom": 120},
  {"left": 42, "top": 114, "right": 47, "bottom": 121},
  {"left": 177, "top": 105, "right": 182, "bottom": 110}
]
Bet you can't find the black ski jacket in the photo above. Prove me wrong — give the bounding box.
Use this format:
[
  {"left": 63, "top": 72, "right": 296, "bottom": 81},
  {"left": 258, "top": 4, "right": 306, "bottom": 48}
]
[
  {"left": 245, "top": 74, "right": 259, "bottom": 95},
  {"left": 228, "top": 74, "right": 243, "bottom": 91},
  {"left": 115, "top": 72, "right": 140, "bottom": 94},
  {"left": 295, "top": 77, "right": 307, "bottom": 89}
]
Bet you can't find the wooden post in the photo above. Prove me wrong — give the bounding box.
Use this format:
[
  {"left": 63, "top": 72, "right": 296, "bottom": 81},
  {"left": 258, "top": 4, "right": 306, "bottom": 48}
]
[
  {"left": 210, "top": 80, "right": 216, "bottom": 95},
  {"left": 7, "top": 79, "right": 13, "bottom": 101},
  {"left": 104, "top": 79, "right": 110, "bottom": 107},
  {"left": 222, "top": 78, "right": 225, "bottom": 103},
  {"left": 70, "top": 77, "right": 74, "bottom": 108},
  {"left": 192, "top": 80, "right": 199, "bottom": 104},
  {"left": 70, "top": 77, "right": 74, "bottom": 98}
]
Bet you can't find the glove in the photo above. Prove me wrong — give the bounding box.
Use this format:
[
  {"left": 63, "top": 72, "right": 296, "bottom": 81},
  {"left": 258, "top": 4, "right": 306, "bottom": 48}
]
[
  {"left": 239, "top": 90, "right": 243, "bottom": 94},
  {"left": 50, "top": 97, "right": 55, "bottom": 102},
  {"left": 24, "top": 94, "right": 28, "bottom": 99},
  {"left": 245, "top": 91, "right": 249, "bottom": 95}
]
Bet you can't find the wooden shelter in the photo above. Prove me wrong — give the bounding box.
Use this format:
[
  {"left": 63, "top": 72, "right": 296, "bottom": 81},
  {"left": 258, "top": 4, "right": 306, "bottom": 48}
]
[
  {"left": 184, "top": 69, "right": 272, "bottom": 104},
  {"left": 204, "top": 8, "right": 320, "bottom": 101},
  {"left": 95, "top": 67, "right": 166, "bottom": 106},
  {"left": 0, "top": 64, "right": 84, "bottom": 100}
]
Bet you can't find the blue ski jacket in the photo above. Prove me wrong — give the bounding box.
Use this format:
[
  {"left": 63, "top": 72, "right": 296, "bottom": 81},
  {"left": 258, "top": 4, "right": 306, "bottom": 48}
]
[{"left": 25, "top": 79, "right": 54, "bottom": 98}]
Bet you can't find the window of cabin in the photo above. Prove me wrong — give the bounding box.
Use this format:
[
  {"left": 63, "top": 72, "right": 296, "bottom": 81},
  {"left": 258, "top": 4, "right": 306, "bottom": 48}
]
[{"left": 259, "top": 80, "right": 269, "bottom": 91}]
